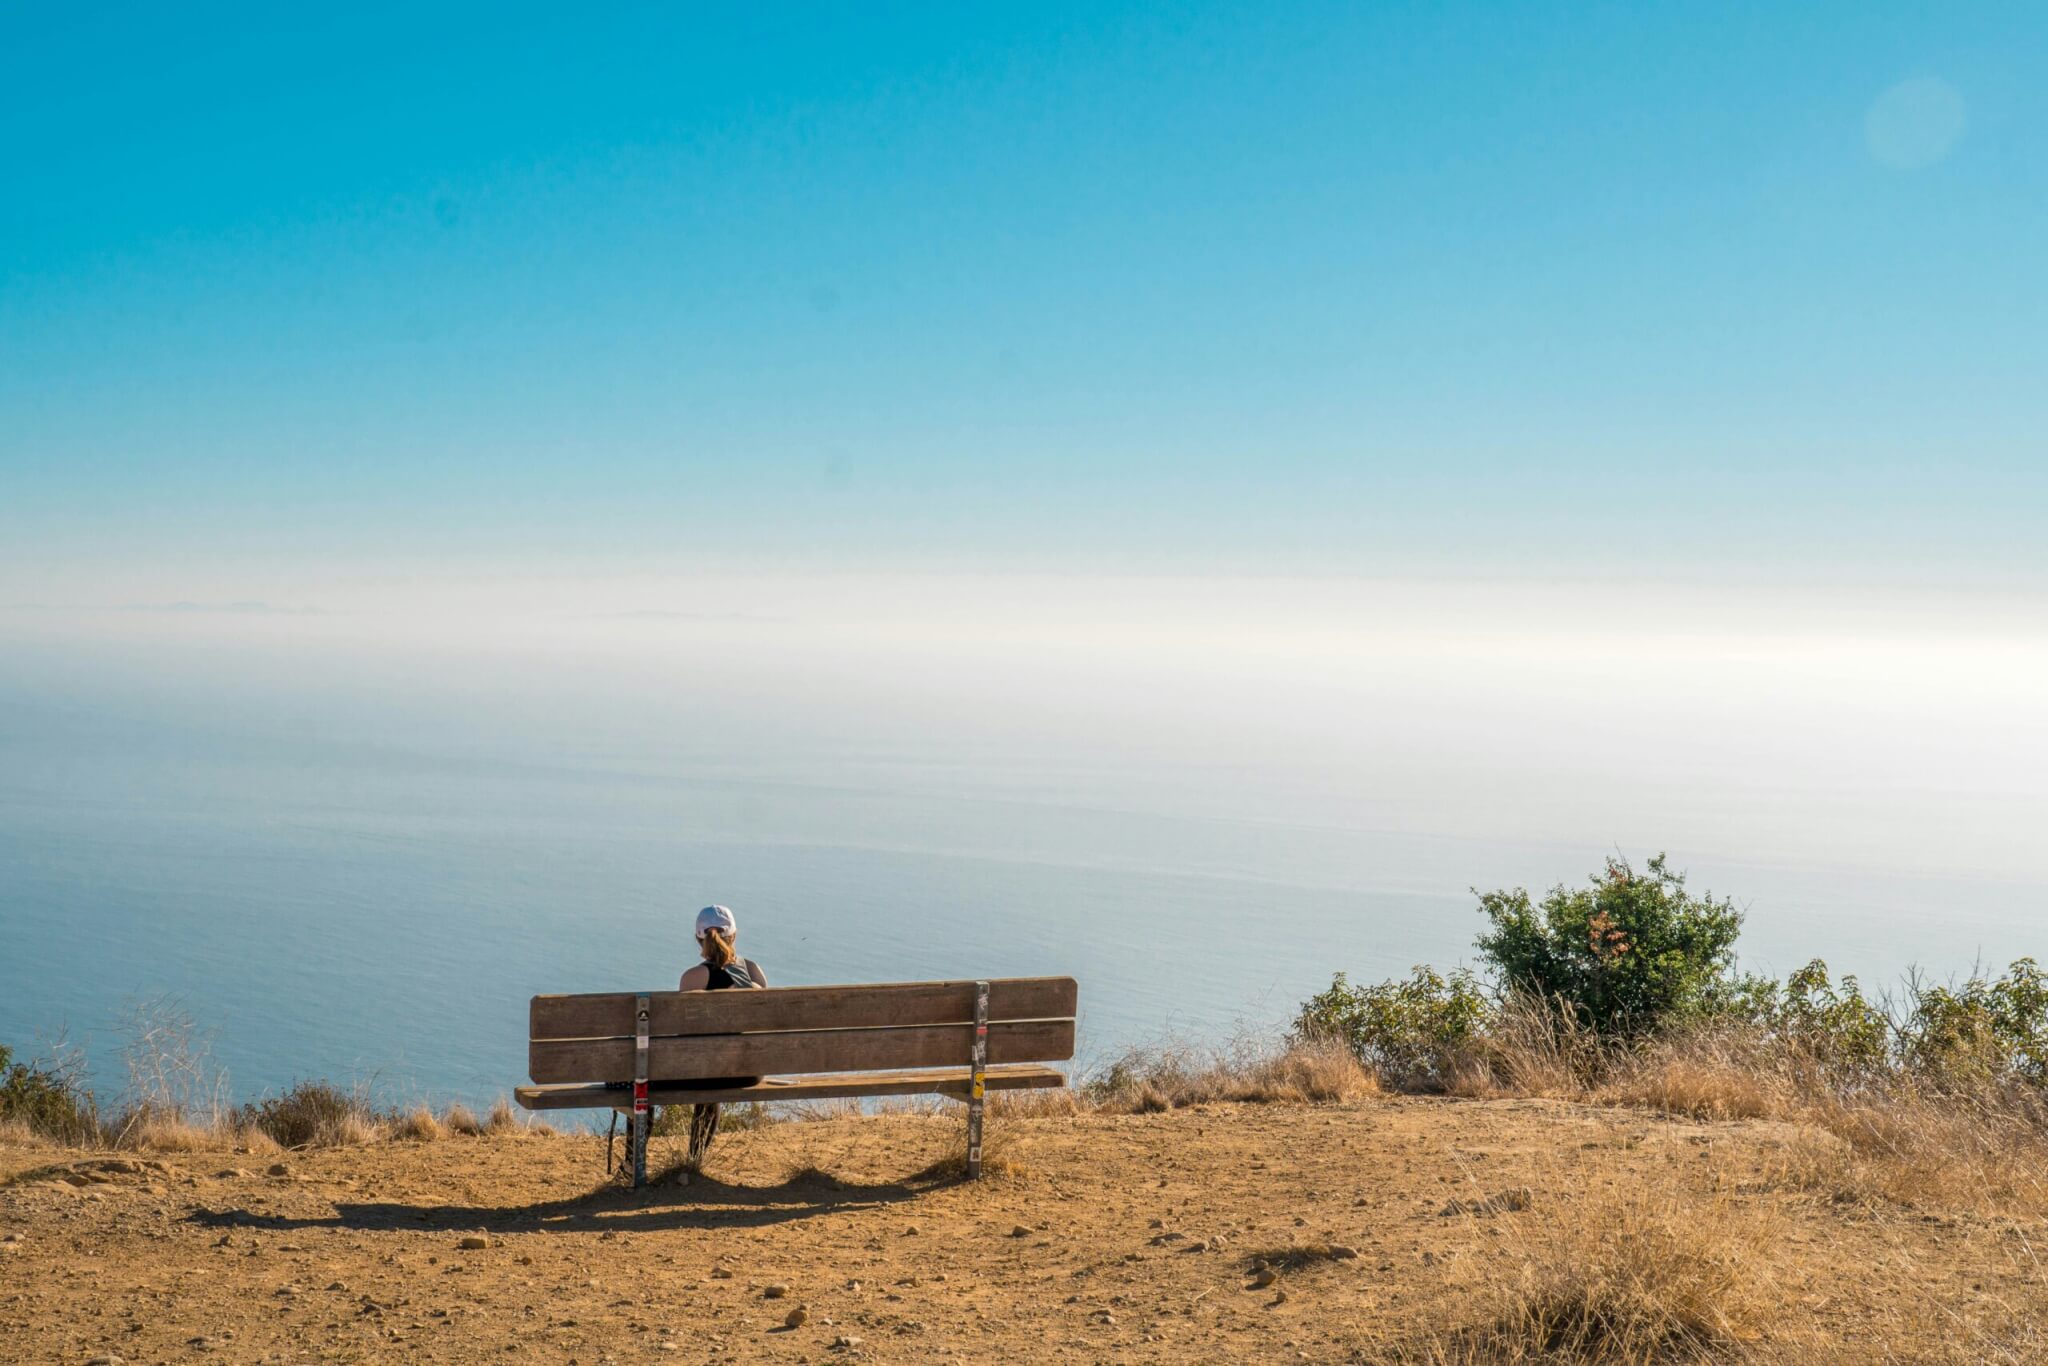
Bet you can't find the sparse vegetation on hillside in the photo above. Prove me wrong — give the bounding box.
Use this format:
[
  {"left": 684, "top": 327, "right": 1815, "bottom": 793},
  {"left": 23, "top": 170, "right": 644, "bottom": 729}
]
[
  {"left": 1294, "top": 966, "right": 1491, "bottom": 1092},
  {"left": 0, "top": 1033, "right": 549, "bottom": 1152},
  {"left": 1401, "top": 1182, "right": 1783, "bottom": 1365},
  {"left": 0, "top": 1042, "right": 99, "bottom": 1146},
  {"left": 1295, "top": 855, "right": 2048, "bottom": 1226},
  {"left": 1083, "top": 1037, "right": 1375, "bottom": 1113}
]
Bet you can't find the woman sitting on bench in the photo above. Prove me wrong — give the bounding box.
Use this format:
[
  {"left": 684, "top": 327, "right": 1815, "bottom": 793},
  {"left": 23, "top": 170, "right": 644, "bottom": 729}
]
[{"left": 674, "top": 904, "right": 766, "bottom": 1167}]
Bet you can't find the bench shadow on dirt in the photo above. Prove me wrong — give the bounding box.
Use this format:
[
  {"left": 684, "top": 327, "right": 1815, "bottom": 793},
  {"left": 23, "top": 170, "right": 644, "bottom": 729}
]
[{"left": 185, "top": 1166, "right": 949, "bottom": 1237}]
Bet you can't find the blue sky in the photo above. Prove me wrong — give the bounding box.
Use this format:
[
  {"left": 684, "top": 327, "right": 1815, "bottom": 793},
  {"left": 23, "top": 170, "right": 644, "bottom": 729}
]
[{"left": 3, "top": 2, "right": 2044, "bottom": 593}]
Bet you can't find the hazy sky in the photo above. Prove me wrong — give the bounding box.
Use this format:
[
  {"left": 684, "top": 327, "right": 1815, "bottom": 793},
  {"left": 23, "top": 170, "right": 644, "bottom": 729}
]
[{"left": 4, "top": 2, "right": 2045, "bottom": 601}]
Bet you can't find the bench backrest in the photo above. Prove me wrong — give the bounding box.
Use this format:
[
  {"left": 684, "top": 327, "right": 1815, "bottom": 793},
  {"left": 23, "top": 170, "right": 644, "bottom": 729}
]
[{"left": 527, "top": 977, "right": 1078, "bottom": 1084}]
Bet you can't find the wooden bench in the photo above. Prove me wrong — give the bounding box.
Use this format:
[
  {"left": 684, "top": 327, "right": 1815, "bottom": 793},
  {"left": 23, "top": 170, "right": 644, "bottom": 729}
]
[{"left": 514, "top": 976, "right": 1077, "bottom": 1186}]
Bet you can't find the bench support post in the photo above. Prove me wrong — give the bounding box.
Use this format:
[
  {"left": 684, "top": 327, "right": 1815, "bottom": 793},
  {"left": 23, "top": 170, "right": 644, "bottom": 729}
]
[
  {"left": 966, "top": 979, "right": 989, "bottom": 1179},
  {"left": 630, "top": 994, "right": 651, "bottom": 1189}
]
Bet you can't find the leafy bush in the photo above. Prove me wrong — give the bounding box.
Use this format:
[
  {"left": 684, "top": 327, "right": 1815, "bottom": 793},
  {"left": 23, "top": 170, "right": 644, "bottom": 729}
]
[
  {"left": 1898, "top": 958, "right": 2048, "bottom": 1087},
  {"left": 1476, "top": 855, "right": 1742, "bottom": 1035},
  {"left": 1294, "top": 967, "right": 1492, "bottom": 1092},
  {"left": 0, "top": 1041, "right": 100, "bottom": 1144},
  {"left": 1716, "top": 960, "right": 1892, "bottom": 1077}
]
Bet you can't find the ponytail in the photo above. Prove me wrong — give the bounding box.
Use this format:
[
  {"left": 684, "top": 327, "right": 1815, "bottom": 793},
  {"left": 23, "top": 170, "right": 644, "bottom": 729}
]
[{"left": 699, "top": 928, "right": 737, "bottom": 969}]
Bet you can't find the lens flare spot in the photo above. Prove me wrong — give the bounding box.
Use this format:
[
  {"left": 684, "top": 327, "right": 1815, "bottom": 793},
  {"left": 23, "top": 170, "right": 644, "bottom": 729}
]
[{"left": 1865, "top": 77, "right": 1966, "bottom": 169}]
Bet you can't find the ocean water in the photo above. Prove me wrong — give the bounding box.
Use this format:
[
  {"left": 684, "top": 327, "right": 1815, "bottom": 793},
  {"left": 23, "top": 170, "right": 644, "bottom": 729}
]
[
  {"left": 4, "top": 580, "right": 2045, "bottom": 1107},
  {"left": 0, "top": 721, "right": 1469, "bottom": 1104}
]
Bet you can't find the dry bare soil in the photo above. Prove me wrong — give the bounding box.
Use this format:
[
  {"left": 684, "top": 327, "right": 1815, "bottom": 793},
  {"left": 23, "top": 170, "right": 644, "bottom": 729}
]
[{"left": 3, "top": 1096, "right": 2041, "bottom": 1363}]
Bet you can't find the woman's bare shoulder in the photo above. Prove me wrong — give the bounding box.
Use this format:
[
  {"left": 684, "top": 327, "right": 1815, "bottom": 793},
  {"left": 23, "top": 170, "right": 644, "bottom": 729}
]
[
  {"left": 679, "top": 964, "right": 710, "bottom": 991},
  {"left": 746, "top": 959, "right": 768, "bottom": 987}
]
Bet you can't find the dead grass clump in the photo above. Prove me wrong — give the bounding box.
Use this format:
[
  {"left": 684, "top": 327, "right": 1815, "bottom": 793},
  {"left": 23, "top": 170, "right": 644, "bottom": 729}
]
[
  {"left": 233, "top": 1124, "right": 283, "bottom": 1155},
  {"left": 913, "top": 1111, "right": 1032, "bottom": 1182},
  {"left": 442, "top": 1103, "right": 484, "bottom": 1137},
  {"left": 117, "top": 1108, "right": 223, "bottom": 1153},
  {"left": 0, "top": 1115, "right": 37, "bottom": 1146},
  {"left": 484, "top": 1096, "right": 523, "bottom": 1136},
  {"left": 1083, "top": 1046, "right": 1204, "bottom": 1113},
  {"left": 482, "top": 1096, "right": 555, "bottom": 1137},
  {"left": 332, "top": 1109, "right": 387, "bottom": 1146},
  {"left": 987, "top": 1086, "right": 1081, "bottom": 1119},
  {"left": 392, "top": 1105, "right": 444, "bottom": 1142},
  {"left": 1247, "top": 1039, "right": 1380, "bottom": 1103},
  {"left": 1413, "top": 1184, "right": 1782, "bottom": 1364},
  {"left": 234, "top": 1081, "right": 381, "bottom": 1149},
  {"left": 1601, "top": 1052, "right": 1777, "bottom": 1122},
  {"left": 1087, "top": 1039, "right": 1375, "bottom": 1113},
  {"left": 1476, "top": 992, "right": 1605, "bottom": 1098}
]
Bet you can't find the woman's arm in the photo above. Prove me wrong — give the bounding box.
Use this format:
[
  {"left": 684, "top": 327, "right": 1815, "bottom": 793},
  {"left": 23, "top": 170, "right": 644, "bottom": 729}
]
[
  {"left": 679, "top": 964, "right": 710, "bottom": 991},
  {"left": 747, "top": 959, "right": 768, "bottom": 987}
]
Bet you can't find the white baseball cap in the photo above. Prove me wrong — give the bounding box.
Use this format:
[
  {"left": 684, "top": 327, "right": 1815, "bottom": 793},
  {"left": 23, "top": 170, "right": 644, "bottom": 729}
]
[{"left": 695, "top": 904, "right": 738, "bottom": 937}]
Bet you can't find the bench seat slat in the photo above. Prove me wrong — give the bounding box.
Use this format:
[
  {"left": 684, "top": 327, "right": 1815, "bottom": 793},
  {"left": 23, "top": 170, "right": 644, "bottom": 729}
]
[
  {"left": 531, "top": 977, "right": 1077, "bottom": 1041},
  {"left": 513, "top": 1063, "right": 1068, "bottom": 1111},
  {"left": 527, "top": 1017, "right": 1074, "bottom": 1085}
]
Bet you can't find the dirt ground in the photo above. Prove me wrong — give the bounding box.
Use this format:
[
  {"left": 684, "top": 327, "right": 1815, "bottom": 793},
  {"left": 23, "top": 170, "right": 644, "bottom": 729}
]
[{"left": 3, "top": 1095, "right": 2042, "bottom": 1364}]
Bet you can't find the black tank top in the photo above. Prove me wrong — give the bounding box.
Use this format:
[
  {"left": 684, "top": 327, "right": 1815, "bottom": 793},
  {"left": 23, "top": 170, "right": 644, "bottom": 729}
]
[{"left": 703, "top": 959, "right": 757, "bottom": 991}]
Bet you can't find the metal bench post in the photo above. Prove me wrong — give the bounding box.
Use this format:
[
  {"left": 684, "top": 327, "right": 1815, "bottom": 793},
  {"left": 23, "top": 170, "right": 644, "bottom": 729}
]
[
  {"left": 630, "top": 994, "right": 650, "bottom": 1189},
  {"left": 967, "top": 979, "right": 989, "bottom": 1178}
]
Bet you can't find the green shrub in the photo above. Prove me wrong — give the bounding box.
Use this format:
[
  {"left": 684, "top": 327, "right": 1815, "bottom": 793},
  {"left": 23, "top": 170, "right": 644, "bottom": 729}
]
[
  {"left": 0, "top": 1041, "right": 101, "bottom": 1144},
  {"left": 1294, "top": 967, "right": 1492, "bottom": 1092},
  {"left": 1720, "top": 960, "right": 1892, "bottom": 1077},
  {"left": 1476, "top": 854, "right": 1742, "bottom": 1035},
  {"left": 1898, "top": 959, "right": 2048, "bottom": 1088}
]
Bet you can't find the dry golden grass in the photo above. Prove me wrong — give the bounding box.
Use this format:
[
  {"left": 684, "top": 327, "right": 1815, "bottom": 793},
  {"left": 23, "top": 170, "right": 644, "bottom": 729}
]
[
  {"left": 1397, "top": 1182, "right": 1786, "bottom": 1364},
  {"left": 6, "top": 1086, "right": 556, "bottom": 1154},
  {"left": 392, "top": 1105, "right": 444, "bottom": 1142},
  {"left": 329, "top": 1110, "right": 386, "bottom": 1146},
  {"left": 115, "top": 1110, "right": 224, "bottom": 1153},
  {"left": 441, "top": 1103, "right": 484, "bottom": 1137},
  {"left": 485, "top": 1096, "right": 523, "bottom": 1135},
  {"left": 1252, "top": 1037, "right": 1381, "bottom": 1102},
  {"left": 1584, "top": 1031, "right": 2048, "bottom": 1220},
  {"left": 1089, "top": 1038, "right": 1376, "bottom": 1113},
  {"left": 1454, "top": 992, "right": 1606, "bottom": 1099},
  {"left": 1600, "top": 1051, "right": 1778, "bottom": 1122},
  {"left": 987, "top": 1085, "right": 1081, "bottom": 1119},
  {"left": 234, "top": 1125, "right": 283, "bottom": 1156},
  {"left": 913, "top": 1115, "right": 1031, "bottom": 1181},
  {"left": 0, "top": 1115, "right": 42, "bottom": 1146},
  {"left": 1789, "top": 1091, "right": 2048, "bottom": 1217}
]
